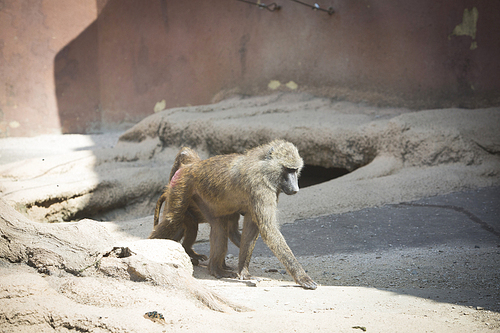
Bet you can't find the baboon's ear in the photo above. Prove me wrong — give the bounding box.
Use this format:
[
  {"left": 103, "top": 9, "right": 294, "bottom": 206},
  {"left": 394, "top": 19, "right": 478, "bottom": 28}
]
[{"left": 265, "top": 146, "right": 274, "bottom": 160}]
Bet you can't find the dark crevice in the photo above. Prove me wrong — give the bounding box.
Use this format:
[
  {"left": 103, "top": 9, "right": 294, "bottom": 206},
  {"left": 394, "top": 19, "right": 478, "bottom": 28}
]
[
  {"left": 104, "top": 247, "right": 135, "bottom": 258},
  {"left": 473, "top": 139, "right": 500, "bottom": 156},
  {"left": 299, "top": 165, "right": 350, "bottom": 188}
]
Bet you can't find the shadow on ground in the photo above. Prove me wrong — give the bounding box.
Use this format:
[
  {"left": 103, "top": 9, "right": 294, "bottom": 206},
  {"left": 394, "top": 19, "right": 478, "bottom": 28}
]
[{"left": 194, "top": 186, "right": 500, "bottom": 312}]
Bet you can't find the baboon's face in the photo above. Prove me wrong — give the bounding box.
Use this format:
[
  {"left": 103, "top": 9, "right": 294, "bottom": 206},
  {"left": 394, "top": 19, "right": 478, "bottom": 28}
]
[{"left": 280, "top": 167, "right": 300, "bottom": 195}]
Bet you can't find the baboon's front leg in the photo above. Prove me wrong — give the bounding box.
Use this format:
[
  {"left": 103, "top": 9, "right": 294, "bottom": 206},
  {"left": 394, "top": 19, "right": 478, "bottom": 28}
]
[
  {"left": 238, "top": 215, "right": 260, "bottom": 280},
  {"left": 259, "top": 223, "right": 317, "bottom": 290}
]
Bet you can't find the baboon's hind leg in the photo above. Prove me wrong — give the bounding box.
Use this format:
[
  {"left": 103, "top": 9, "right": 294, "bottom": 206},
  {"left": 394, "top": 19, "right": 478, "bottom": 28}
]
[
  {"left": 208, "top": 215, "right": 238, "bottom": 279},
  {"left": 192, "top": 195, "right": 237, "bottom": 278},
  {"left": 228, "top": 215, "right": 241, "bottom": 248}
]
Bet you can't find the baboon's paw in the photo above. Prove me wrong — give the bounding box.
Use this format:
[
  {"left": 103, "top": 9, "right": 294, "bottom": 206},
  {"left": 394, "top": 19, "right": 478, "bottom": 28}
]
[
  {"left": 238, "top": 268, "right": 252, "bottom": 280},
  {"left": 191, "top": 253, "right": 208, "bottom": 261},
  {"left": 186, "top": 250, "right": 208, "bottom": 266},
  {"left": 211, "top": 267, "right": 238, "bottom": 279},
  {"left": 297, "top": 275, "right": 318, "bottom": 290}
]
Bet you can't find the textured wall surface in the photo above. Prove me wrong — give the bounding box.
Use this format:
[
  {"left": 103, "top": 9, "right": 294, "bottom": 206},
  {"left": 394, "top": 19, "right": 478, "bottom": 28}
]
[
  {"left": 0, "top": 0, "right": 98, "bottom": 136},
  {"left": 1, "top": 0, "right": 499, "bottom": 136}
]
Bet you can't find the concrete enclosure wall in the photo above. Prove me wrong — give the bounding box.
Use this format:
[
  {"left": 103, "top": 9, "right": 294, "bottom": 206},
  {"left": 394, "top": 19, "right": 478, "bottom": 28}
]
[{"left": 1, "top": 0, "right": 499, "bottom": 136}]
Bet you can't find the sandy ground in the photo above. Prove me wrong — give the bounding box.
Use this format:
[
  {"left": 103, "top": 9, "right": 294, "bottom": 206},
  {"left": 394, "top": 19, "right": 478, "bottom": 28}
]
[{"left": 1, "top": 93, "right": 500, "bottom": 332}]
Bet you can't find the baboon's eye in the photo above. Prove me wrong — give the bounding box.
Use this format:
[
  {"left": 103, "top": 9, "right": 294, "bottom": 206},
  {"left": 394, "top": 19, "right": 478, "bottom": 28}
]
[{"left": 284, "top": 167, "right": 297, "bottom": 174}]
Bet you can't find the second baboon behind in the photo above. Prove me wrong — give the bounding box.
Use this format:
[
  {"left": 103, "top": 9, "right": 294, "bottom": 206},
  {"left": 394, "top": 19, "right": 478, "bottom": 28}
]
[
  {"left": 155, "top": 140, "right": 317, "bottom": 290},
  {"left": 150, "top": 147, "right": 241, "bottom": 265}
]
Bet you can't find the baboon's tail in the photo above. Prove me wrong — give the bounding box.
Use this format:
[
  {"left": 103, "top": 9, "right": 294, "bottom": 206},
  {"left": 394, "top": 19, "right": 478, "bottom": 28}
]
[{"left": 153, "top": 190, "right": 169, "bottom": 227}]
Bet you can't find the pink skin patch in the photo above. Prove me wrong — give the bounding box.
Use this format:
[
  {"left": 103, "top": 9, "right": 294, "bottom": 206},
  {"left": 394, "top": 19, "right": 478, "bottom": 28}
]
[{"left": 170, "top": 169, "right": 182, "bottom": 187}]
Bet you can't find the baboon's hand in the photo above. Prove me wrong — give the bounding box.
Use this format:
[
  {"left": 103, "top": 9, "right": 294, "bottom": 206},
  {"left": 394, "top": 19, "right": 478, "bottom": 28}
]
[{"left": 297, "top": 275, "right": 317, "bottom": 290}]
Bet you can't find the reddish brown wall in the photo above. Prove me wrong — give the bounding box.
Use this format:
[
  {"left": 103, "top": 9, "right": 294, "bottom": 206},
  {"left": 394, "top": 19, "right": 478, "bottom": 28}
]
[
  {"left": 0, "top": 0, "right": 98, "bottom": 136},
  {"left": 1, "top": 0, "right": 499, "bottom": 136}
]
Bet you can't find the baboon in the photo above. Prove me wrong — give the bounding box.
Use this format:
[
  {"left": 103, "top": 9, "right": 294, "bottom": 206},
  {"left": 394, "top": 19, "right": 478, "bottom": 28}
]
[
  {"left": 153, "top": 146, "right": 203, "bottom": 236},
  {"left": 150, "top": 147, "right": 241, "bottom": 266},
  {"left": 156, "top": 140, "right": 317, "bottom": 290}
]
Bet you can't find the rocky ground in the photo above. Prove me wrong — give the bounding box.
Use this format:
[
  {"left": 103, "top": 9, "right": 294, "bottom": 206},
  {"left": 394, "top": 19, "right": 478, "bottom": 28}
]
[{"left": 1, "top": 93, "right": 499, "bottom": 332}]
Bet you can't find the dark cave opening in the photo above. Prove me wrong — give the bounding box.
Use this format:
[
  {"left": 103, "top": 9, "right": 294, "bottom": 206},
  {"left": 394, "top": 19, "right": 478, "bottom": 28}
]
[{"left": 299, "top": 165, "right": 350, "bottom": 188}]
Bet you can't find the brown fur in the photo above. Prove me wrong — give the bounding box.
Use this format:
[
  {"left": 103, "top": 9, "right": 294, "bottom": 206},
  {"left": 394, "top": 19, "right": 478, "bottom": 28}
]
[
  {"left": 153, "top": 147, "right": 202, "bottom": 229},
  {"left": 154, "top": 140, "right": 317, "bottom": 289},
  {"left": 150, "top": 147, "right": 241, "bottom": 266}
]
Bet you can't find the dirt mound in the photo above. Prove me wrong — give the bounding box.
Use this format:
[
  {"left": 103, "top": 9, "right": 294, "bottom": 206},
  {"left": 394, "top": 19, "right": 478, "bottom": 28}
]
[{"left": 2, "top": 93, "right": 498, "bottom": 223}]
